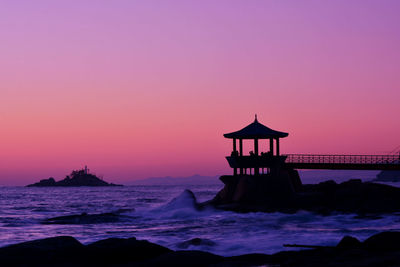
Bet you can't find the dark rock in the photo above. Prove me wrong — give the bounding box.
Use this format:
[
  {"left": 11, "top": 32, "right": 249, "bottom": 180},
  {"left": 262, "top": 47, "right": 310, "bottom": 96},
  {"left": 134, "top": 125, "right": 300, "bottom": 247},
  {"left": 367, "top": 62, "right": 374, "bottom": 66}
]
[
  {"left": 27, "top": 168, "right": 122, "bottom": 187},
  {"left": 336, "top": 236, "right": 361, "bottom": 250},
  {"left": 28, "top": 177, "right": 57, "bottom": 187},
  {"left": 212, "top": 169, "right": 299, "bottom": 211},
  {"left": 288, "top": 168, "right": 303, "bottom": 192},
  {"left": 3, "top": 232, "right": 400, "bottom": 266},
  {"left": 212, "top": 173, "right": 400, "bottom": 214},
  {"left": 177, "top": 238, "right": 216, "bottom": 249},
  {"left": 224, "top": 253, "right": 272, "bottom": 267},
  {"left": 363, "top": 231, "right": 400, "bottom": 251},
  {"left": 143, "top": 250, "right": 223, "bottom": 266},
  {"left": 0, "top": 236, "right": 172, "bottom": 266},
  {"left": 87, "top": 237, "right": 171, "bottom": 264},
  {"left": 0, "top": 236, "right": 85, "bottom": 265},
  {"left": 3, "top": 235, "right": 83, "bottom": 251}
]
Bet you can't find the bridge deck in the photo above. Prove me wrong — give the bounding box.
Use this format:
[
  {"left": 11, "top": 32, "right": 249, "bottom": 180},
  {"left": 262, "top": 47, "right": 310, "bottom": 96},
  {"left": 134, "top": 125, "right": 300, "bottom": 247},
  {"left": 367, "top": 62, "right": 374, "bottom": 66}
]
[{"left": 284, "top": 154, "right": 400, "bottom": 170}]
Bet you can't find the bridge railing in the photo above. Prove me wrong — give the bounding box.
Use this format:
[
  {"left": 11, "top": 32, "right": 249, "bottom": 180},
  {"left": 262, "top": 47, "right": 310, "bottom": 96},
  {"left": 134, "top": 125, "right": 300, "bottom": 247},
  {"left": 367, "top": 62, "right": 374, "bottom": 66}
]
[{"left": 284, "top": 154, "right": 400, "bottom": 165}]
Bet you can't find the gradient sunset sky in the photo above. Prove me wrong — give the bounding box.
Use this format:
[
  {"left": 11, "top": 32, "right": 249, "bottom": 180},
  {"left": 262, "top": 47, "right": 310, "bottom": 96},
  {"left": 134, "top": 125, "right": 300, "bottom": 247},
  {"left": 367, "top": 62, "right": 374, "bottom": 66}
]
[{"left": 1, "top": 1, "right": 399, "bottom": 185}]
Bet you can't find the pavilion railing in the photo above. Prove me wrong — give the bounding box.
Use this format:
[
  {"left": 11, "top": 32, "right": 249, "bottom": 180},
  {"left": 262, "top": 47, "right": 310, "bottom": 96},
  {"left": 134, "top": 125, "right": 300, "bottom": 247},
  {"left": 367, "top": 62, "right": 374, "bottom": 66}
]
[{"left": 284, "top": 154, "right": 400, "bottom": 165}]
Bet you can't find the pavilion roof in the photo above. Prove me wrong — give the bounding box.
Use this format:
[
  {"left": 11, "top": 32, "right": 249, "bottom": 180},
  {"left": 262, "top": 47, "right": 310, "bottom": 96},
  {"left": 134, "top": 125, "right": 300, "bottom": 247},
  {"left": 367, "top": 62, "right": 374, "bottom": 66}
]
[{"left": 223, "top": 116, "right": 288, "bottom": 139}]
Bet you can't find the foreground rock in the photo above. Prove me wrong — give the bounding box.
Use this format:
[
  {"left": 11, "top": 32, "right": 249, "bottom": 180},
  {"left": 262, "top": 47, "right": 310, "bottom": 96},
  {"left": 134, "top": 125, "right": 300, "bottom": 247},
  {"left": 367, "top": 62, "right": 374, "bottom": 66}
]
[
  {"left": 2, "top": 232, "right": 400, "bottom": 266},
  {"left": 211, "top": 173, "right": 400, "bottom": 214},
  {"left": 27, "top": 168, "right": 122, "bottom": 187},
  {"left": 0, "top": 236, "right": 85, "bottom": 266}
]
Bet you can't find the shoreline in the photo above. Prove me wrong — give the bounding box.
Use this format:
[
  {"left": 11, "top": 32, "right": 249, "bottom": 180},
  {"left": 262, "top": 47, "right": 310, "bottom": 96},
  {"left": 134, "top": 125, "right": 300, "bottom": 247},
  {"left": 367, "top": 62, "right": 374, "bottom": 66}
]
[{"left": 2, "top": 232, "right": 400, "bottom": 266}]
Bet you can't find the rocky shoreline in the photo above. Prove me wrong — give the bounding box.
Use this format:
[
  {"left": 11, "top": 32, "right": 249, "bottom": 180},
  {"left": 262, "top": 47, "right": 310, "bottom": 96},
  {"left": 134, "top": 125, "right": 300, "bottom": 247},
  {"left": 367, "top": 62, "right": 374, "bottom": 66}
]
[
  {"left": 210, "top": 173, "right": 400, "bottom": 215},
  {"left": 2, "top": 231, "right": 400, "bottom": 266}
]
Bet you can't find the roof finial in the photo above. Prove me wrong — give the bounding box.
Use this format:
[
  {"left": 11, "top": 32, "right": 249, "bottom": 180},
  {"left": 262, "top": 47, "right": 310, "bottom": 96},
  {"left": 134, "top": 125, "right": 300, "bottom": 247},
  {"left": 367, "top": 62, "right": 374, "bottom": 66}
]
[{"left": 255, "top": 114, "right": 258, "bottom": 122}]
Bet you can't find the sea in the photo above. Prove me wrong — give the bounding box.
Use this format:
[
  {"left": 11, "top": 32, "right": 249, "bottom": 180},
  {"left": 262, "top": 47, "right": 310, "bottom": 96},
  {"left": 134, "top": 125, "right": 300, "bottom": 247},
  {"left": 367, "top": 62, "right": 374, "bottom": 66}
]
[{"left": 1, "top": 170, "right": 400, "bottom": 257}]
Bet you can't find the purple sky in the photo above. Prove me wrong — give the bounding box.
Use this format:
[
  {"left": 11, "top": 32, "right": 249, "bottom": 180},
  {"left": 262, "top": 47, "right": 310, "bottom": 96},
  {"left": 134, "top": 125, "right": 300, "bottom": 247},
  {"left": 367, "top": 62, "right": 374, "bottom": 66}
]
[{"left": 0, "top": 1, "right": 399, "bottom": 185}]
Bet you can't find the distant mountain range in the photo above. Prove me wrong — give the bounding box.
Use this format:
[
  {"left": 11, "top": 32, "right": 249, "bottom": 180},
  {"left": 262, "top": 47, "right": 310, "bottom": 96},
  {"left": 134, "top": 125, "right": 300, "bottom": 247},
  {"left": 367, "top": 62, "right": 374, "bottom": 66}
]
[{"left": 128, "top": 174, "right": 221, "bottom": 185}]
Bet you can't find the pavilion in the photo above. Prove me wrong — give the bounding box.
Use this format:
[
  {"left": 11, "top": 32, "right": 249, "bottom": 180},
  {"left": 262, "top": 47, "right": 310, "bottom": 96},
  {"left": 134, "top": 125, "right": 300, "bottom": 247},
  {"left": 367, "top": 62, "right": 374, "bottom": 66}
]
[{"left": 224, "top": 115, "right": 289, "bottom": 176}]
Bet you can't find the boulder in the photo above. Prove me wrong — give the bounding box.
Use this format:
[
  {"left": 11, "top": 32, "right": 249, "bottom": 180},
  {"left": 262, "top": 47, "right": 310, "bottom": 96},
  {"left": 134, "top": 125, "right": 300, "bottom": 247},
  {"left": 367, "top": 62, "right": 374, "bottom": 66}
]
[
  {"left": 3, "top": 232, "right": 400, "bottom": 266},
  {"left": 212, "top": 174, "right": 400, "bottom": 214},
  {"left": 212, "top": 169, "right": 299, "bottom": 211},
  {"left": 143, "top": 250, "right": 223, "bottom": 266},
  {"left": 87, "top": 237, "right": 171, "bottom": 264},
  {"left": 0, "top": 236, "right": 85, "bottom": 265},
  {"left": 363, "top": 231, "right": 400, "bottom": 251},
  {"left": 336, "top": 236, "right": 361, "bottom": 250}
]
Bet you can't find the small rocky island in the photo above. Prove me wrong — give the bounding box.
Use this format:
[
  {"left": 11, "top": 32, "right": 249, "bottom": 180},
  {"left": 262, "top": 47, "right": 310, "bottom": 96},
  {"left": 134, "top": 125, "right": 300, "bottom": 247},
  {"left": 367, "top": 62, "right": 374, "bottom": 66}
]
[{"left": 27, "top": 166, "right": 122, "bottom": 187}]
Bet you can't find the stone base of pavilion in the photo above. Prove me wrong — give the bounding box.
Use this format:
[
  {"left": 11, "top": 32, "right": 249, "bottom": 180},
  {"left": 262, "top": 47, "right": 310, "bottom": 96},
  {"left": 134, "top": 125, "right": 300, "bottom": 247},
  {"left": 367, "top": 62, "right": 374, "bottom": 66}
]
[
  {"left": 210, "top": 167, "right": 303, "bottom": 213},
  {"left": 209, "top": 168, "right": 400, "bottom": 214}
]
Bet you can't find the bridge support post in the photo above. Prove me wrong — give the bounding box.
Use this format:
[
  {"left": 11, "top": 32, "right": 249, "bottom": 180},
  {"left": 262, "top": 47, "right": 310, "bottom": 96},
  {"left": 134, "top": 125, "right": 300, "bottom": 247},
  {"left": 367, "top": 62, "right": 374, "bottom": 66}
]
[{"left": 254, "top": 139, "right": 259, "bottom": 175}]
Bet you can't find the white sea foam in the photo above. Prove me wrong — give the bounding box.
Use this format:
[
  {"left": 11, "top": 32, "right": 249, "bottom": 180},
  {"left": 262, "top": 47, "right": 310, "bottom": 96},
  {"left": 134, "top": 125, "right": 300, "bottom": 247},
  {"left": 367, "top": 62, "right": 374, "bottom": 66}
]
[{"left": 142, "top": 189, "right": 217, "bottom": 220}]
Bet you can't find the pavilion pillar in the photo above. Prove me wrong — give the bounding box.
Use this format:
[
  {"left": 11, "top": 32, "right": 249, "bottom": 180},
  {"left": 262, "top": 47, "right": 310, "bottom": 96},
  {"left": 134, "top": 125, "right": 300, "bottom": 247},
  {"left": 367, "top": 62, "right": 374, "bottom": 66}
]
[
  {"left": 239, "top": 139, "right": 243, "bottom": 175},
  {"left": 254, "top": 168, "right": 259, "bottom": 175},
  {"left": 254, "top": 138, "right": 259, "bottom": 175},
  {"left": 233, "top": 138, "right": 236, "bottom": 152},
  {"left": 276, "top": 138, "right": 280, "bottom": 156},
  {"left": 269, "top": 138, "right": 274, "bottom": 156}
]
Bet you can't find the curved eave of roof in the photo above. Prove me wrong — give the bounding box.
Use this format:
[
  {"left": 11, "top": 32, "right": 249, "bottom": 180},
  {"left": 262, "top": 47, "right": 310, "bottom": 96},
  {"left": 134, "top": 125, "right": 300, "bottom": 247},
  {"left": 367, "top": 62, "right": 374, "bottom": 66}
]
[{"left": 223, "top": 119, "right": 288, "bottom": 139}]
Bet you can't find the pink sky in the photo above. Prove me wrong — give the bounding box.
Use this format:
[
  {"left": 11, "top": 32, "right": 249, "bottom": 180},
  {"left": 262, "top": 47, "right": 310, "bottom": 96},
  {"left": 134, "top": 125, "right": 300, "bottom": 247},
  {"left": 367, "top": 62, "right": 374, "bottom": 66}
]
[{"left": 0, "top": 1, "right": 399, "bottom": 185}]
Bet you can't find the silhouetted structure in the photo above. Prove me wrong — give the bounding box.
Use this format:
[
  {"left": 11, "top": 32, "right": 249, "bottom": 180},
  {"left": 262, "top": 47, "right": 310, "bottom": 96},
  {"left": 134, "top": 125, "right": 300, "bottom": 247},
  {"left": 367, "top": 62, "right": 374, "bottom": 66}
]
[
  {"left": 224, "top": 116, "right": 400, "bottom": 175},
  {"left": 224, "top": 115, "right": 288, "bottom": 176},
  {"left": 212, "top": 117, "right": 400, "bottom": 213}
]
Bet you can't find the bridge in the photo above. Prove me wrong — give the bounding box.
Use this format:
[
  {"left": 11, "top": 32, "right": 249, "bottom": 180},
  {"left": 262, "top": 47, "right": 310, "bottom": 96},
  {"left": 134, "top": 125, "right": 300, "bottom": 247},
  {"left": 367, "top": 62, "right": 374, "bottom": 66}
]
[
  {"left": 284, "top": 154, "right": 400, "bottom": 171},
  {"left": 225, "top": 154, "right": 400, "bottom": 171}
]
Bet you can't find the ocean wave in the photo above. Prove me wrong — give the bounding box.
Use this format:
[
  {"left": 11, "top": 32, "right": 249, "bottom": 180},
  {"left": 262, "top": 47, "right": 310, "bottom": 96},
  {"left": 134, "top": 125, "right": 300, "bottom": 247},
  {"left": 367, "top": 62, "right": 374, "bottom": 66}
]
[{"left": 145, "top": 190, "right": 217, "bottom": 219}]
